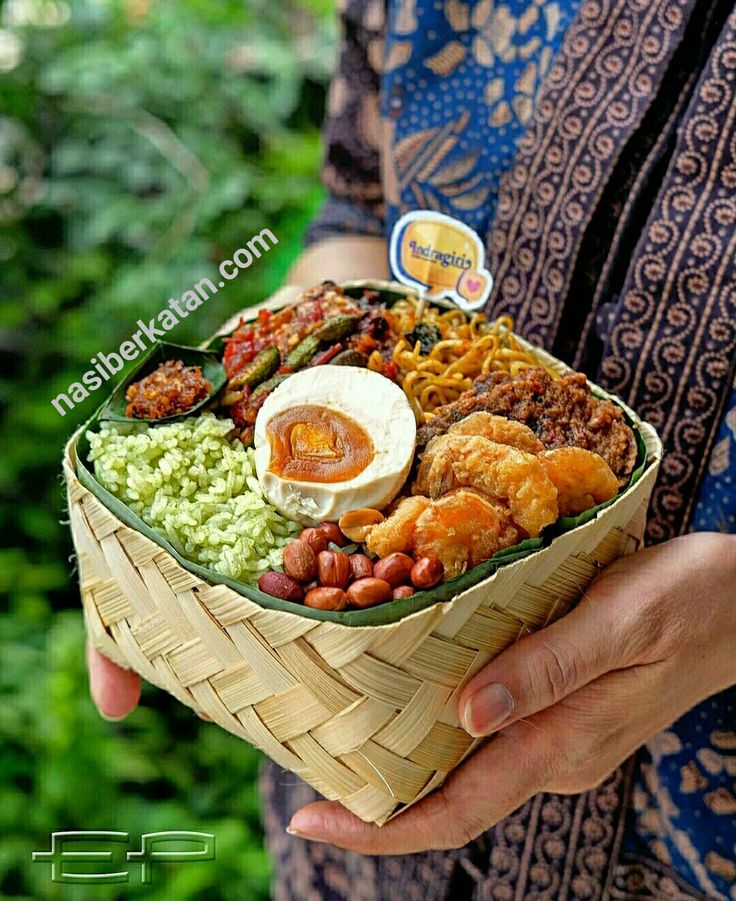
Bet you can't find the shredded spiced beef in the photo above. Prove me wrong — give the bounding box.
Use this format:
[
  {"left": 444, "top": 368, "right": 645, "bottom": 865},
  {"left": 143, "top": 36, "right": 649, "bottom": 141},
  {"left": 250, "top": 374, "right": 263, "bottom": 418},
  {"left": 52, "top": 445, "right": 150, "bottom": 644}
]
[{"left": 416, "top": 367, "right": 638, "bottom": 485}]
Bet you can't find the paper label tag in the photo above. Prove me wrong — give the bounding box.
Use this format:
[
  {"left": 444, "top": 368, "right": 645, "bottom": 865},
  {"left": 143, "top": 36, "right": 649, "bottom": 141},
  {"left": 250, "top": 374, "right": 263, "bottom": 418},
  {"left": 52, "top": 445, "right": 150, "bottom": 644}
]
[{"left": 389, "top": 210, "right": 493, "bottom": 312}]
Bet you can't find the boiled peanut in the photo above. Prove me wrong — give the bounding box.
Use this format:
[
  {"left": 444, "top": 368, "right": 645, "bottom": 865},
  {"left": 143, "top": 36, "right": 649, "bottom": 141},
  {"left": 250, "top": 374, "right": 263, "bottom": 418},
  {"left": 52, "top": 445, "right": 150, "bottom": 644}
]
[
  {"left": 373, "top": 552, "right": 415, "bottom": 588},
  {"left": 410, "top": 555, "right": 444, "bottom": 589},
  {"left": 282, "top": 539, "right": 317, "bottom": 582},
  {"left": 317, "top": 550, "right": 350, "bottom": 588},
  {"left": 392, "top": 585, "right": 415, "bottom": 600},
  {"left": 348, "top": 554, "right": 373, "bottom": 580},
  {"left": 338, "top": 508, "right": 384, "bottom": 542},
  {"left": 258, "top": 571, "right": 304, "bottom": 602},
  {"left": 300, "top": 527, "right": 328, "bottom": 556},
  {"left": 317, "top": 522, "right": 347, "bottom": 547},
  {"left": 346, "top": 577, "right": 392, "bottom": 608},
  {"left": 305, "top": 587, "right": 348, "bottom": 611}
]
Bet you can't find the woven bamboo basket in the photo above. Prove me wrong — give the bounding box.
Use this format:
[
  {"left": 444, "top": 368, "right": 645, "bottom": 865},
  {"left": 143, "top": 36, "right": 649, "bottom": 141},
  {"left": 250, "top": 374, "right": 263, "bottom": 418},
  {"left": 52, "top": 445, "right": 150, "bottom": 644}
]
[{"left": 64, "top": 284, "right": 662, "bottom": 825}]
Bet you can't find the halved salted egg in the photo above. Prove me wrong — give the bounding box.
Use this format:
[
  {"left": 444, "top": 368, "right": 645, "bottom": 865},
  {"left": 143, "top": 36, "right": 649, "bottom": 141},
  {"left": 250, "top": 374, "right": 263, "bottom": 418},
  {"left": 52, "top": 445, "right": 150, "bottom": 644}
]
[{"left": 254, "top": 366, "right": 416, "bottom": 524}]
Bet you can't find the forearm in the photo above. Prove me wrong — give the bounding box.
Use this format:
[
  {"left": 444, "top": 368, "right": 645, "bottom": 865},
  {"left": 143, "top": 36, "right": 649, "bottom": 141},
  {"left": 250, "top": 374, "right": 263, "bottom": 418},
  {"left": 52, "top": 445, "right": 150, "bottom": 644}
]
[
  {"left": 286, "top": 235, "right": 389, "bottom": 287},
  {"left": 708, "top": 532, "right": 736, "bottom": 688}
]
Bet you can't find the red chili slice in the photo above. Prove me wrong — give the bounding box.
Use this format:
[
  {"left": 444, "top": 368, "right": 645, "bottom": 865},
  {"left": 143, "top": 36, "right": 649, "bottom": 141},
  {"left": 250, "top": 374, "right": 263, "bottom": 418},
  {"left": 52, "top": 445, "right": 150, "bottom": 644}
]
[
  {"left": 310, "top": 343, "right": 344, "bottom": 366},
  {"left": 382, "top": 360, "right": 399, "bottom": 380},
  {"left": 230, "top": 394, "right": 250, "bottom": 426}
]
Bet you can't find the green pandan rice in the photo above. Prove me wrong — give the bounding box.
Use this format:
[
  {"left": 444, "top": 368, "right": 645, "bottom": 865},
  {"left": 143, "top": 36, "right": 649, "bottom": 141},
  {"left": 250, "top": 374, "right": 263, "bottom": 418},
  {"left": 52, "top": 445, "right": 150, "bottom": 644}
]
[{"left": 86, "top": 413, "right": 301, "bottom": 584}]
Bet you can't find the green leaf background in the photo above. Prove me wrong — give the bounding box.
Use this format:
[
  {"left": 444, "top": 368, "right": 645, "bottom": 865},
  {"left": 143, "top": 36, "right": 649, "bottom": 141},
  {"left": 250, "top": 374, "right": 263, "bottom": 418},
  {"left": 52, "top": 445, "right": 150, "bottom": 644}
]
[{"left": 0, "top": 0, "right": 333, "bottom": 897}]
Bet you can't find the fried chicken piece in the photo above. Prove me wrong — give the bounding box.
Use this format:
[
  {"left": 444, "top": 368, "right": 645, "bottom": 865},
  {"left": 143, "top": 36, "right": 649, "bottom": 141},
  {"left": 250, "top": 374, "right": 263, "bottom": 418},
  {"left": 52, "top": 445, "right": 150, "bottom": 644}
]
[
  {"left": 365, "top": 495, "right": 431, "bottom": 558},
  {"left": 367, "top": 490, "right": 521, "bottom": 579},
  {"left": 486, "top": 496, "right": 526, "bottom": 549},
  {"left": 447, "top": 412, "right": 544, "bottom": 454},
  {"left": 413, "top": 489, "right": 504, "bottom": 579},
  {"left": 414, "top": 435, "right": 559, "bottom": 537},
  {"left": 455, "top": 489, "right": 524, "bottom": 552},
  {"left": 538, "top": 447, "right": 618, "bottom": 516},
  {"left": 416, "top": 368, "right": 637, "bottom": 486}
]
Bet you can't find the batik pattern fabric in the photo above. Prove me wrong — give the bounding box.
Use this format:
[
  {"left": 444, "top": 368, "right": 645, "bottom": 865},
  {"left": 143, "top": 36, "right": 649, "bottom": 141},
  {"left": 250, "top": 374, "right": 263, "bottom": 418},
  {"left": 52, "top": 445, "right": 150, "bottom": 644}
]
[
  {"left": 481, "top": 0, "right": 736, "bottom": 545},
  {"left": 273, "top": 1, "right": 736, "bottom": 898},
  {"left": 262, "top": 758, "right": 721, "bottom": 900},
  {"left": 308, "top": 0, "right": 582, "bottom": 244},
  {"left": 692, "top": 384, "right": 736, "bottom": 534},
  {"left": 626, "top": 711, "right": 736, "bottom": 900},
  {"left": 621, "top": 383, "right": 736, "bottom": 901},
  {"left": 306, "top": 0, "right": 386, "bottom": 245},
  {"left": 378, "top": 0, "right": 581, "bottom": 237},
  {"left": 594, "top": 15, "right": 736, "bottom": 543}
]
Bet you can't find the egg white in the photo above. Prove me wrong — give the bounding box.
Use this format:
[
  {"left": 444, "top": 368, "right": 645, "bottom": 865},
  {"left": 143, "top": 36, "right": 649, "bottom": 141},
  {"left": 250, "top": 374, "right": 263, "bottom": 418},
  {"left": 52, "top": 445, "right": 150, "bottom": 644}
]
[{"left": 254, "top": 366, "right": 416, "bottom": 524}]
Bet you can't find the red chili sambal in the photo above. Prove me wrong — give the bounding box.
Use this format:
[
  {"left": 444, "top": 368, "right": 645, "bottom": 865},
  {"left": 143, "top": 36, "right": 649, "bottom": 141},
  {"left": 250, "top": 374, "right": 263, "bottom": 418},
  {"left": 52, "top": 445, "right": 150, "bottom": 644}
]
[{"left": 125, "top": 360, "right": 212, "bottom": 419}]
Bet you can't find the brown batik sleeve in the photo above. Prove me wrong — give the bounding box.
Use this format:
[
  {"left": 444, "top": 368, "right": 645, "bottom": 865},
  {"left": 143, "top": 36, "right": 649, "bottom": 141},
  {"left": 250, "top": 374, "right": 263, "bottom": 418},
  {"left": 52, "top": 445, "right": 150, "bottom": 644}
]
[{"left": 306, "top": 0, "right": 386, "bottom": 245}]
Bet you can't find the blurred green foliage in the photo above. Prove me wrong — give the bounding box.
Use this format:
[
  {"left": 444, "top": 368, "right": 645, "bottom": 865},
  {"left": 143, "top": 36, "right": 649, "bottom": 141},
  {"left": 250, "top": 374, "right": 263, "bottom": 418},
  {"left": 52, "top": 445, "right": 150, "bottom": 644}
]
[{"left": 0, "top": 0, "right": 333, "bottom": 896}]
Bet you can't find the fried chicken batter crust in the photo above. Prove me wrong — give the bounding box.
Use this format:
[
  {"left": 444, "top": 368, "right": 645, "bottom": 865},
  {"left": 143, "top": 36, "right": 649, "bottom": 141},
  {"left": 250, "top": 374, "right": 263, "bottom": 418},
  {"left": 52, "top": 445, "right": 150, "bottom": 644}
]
[{"left": 414, "top": 435, "right": 559, "bottom": 537}]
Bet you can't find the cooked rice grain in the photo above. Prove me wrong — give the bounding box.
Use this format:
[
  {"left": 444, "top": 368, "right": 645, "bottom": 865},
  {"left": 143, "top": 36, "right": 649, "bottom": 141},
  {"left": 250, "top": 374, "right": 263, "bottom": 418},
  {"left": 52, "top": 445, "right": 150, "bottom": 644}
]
[{"left": 86, "top": 414, "right": 301, "bottom": 584}]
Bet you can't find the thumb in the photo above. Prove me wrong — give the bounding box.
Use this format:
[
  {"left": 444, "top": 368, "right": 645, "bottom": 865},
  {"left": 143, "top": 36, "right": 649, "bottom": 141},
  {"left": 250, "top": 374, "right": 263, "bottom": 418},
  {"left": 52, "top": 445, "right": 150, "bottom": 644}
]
[{"left": 458, "top": 592, "right": 628, "bottom": 737}]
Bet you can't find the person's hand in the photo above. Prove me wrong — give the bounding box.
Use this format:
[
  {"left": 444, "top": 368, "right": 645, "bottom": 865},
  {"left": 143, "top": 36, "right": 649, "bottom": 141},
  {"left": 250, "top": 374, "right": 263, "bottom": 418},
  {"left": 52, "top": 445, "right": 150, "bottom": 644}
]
[
  {"left": 286, "top": 532, "right": 736, "bottom": 854},
  {"left": 86, "top": 643, "right": 141, "bottom": 721}
]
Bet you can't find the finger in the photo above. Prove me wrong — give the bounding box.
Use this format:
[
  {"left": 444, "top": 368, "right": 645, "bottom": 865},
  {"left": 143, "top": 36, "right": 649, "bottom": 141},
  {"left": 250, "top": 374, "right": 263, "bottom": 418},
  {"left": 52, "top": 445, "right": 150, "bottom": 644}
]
[
  {"left": 458, "top": 589, "right": 629, "bottom": 737},
  {"left": 287, "top": 725, "right": 552, "bottom": 854},
  {"left": 86, "top": 643, "right": 141, "bottom": 721}
]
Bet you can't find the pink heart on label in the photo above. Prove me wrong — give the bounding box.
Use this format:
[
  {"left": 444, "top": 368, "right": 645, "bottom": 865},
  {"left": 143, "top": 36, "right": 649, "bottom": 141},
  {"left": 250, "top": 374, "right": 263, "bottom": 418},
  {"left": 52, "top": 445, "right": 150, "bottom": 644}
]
[{"left": 455, "top": 268, "right": 492, "bottom": 310}]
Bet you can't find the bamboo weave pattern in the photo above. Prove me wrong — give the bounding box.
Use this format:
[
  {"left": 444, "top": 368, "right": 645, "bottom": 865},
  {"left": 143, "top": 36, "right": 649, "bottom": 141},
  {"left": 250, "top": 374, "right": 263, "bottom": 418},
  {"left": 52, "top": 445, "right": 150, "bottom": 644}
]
[{"left": 65, "top": 436, "right": 658, "bottom": 824}]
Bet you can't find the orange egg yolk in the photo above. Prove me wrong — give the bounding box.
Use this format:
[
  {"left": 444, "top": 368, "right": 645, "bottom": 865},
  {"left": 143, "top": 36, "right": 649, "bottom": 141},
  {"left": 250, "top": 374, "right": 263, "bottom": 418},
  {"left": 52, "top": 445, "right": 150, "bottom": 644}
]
[{"left": 266, "top": 404, "right": 374, "bottom": 483}]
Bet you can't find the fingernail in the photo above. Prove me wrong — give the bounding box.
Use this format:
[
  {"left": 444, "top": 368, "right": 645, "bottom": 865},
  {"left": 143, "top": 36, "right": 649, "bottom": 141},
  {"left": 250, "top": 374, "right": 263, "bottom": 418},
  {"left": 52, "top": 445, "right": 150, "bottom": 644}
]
[
  {"left": 286, "top": 819, "right": 325, "bottom": 842},
  {"left": 285, "top": 829, "right": 326, "bottom": 843},
  {"left": 286, "top": 826, "right": 322, "bottom": 840},
  {"left": 462, "top": 683, "right": 515, "bottom": 736},
  {"left": 98, "top": 710, "right": 128, "bottom": 722}
]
